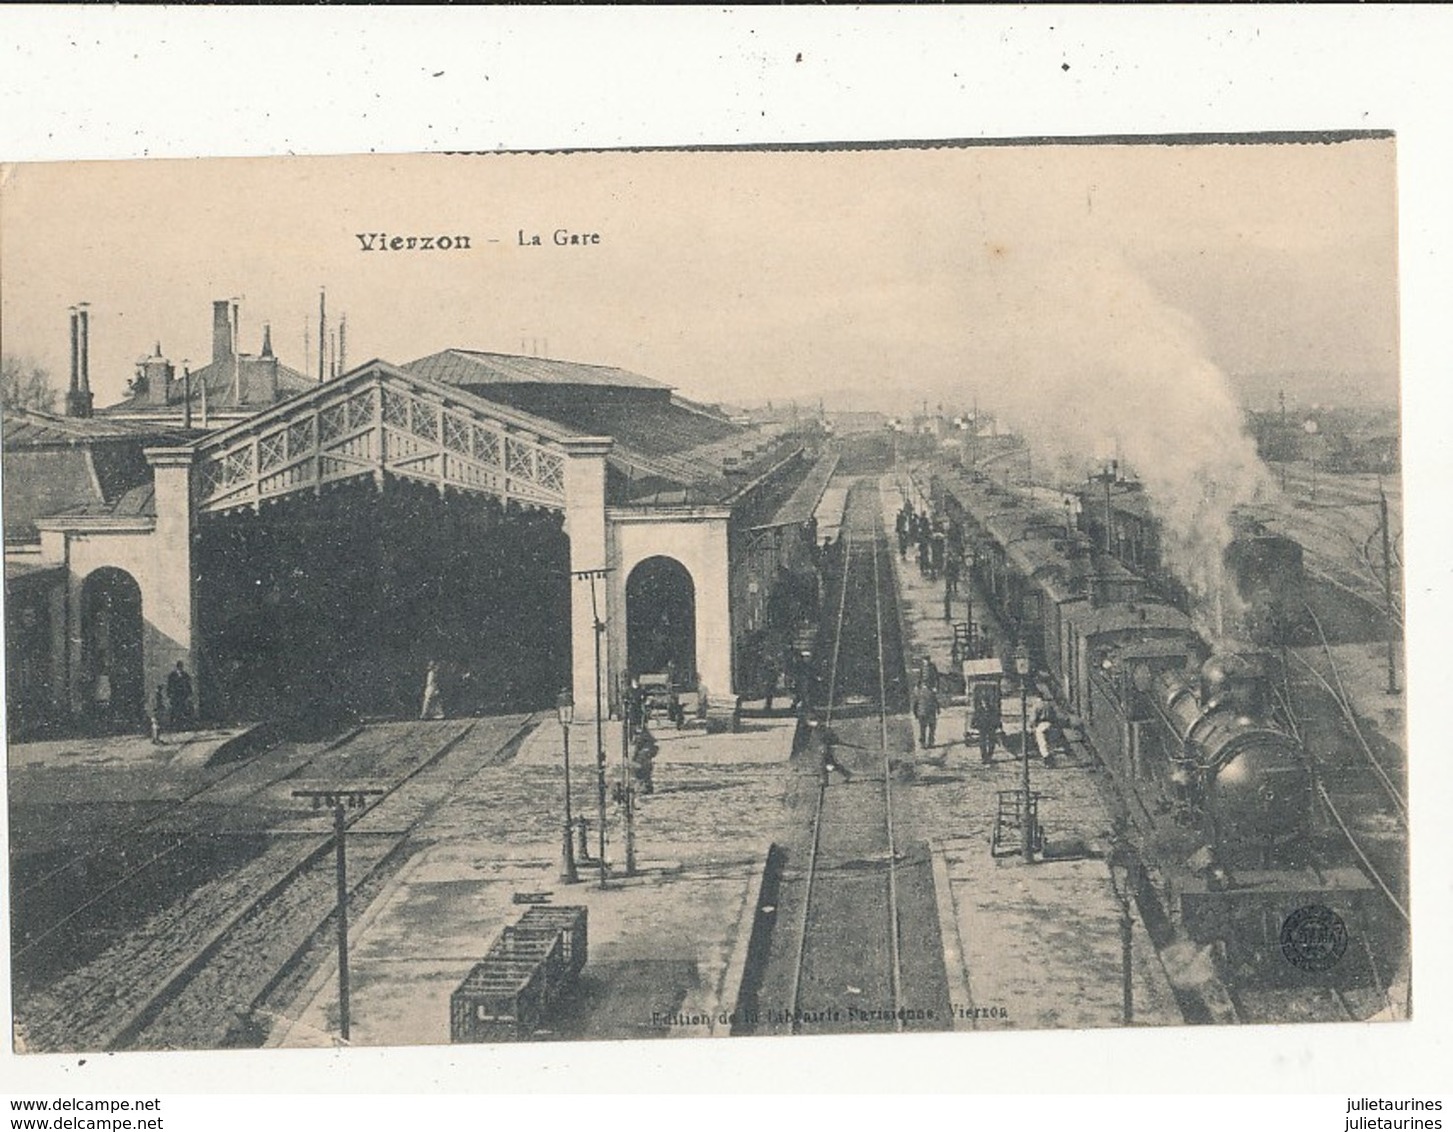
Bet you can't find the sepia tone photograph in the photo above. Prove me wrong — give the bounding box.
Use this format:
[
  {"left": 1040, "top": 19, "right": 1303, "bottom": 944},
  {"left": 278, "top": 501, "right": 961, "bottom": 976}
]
[{"left": 1, "top": 138, "right": 1406, "bottom": 1056}]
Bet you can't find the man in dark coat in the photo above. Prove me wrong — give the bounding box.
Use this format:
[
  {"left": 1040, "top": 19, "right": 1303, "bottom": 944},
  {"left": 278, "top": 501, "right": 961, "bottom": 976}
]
[
  {"left": 166, "top": 661, "right": 194, "bottom": 728},
  {"left": 911, "top": 678, "right": 939, "bottom": 750}
]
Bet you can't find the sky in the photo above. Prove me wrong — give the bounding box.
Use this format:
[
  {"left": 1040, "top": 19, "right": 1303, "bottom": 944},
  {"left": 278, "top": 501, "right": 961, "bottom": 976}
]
[{"left": 0, "top": 139, "right": 1398, "bottom": 418}]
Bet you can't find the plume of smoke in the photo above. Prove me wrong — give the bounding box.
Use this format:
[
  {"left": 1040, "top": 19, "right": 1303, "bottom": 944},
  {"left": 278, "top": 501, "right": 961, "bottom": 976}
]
[{"left": 972, "top": 244, "right": 1274, "bottom": 638}]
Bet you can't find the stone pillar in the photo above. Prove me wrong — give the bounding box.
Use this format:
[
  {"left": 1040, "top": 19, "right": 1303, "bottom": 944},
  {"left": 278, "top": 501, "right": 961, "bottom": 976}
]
[
  {"left": 561, "top": 437, "right": 614, "bottom": 719},
  {"left": 144, "top": 446, "right": 197, "bottom": 708},
  {"left": 695, "top": 515, "right": 735, "bottom": 700}
]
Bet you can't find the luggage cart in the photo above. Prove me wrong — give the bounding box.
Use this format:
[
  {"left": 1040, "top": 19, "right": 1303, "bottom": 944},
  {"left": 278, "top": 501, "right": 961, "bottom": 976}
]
[{"left": 962, "top": 658, "right": 1004, "bottom": 750}]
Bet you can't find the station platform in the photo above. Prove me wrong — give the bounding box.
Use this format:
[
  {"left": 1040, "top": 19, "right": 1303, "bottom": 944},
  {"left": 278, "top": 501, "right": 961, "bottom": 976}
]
[
  {"left": 878, "top": 476, "right": 1183, "bottom": 1030},
  {"left": 269, "top": 716, "right": 799, "bottom": 1047},
  {"left": 6, "top": 723, "right": 268, "bottom": 811},
  {"left": 815, "top": 480, "right": 850, "bottom": 544}
]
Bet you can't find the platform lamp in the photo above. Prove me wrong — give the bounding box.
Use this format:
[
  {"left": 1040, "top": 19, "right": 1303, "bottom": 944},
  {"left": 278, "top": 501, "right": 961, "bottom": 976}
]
[
  {"left": 1014, "top": 644, "right": 1034, "bottom": 863},
  {"left": 556, "top": 690, "right": 578, "bottom": 884}
]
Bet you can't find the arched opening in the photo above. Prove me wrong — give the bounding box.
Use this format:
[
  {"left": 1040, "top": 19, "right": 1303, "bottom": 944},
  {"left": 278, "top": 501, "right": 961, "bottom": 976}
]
[
  {"left": 80, "top": 567, "right": 144, "bottom": 730},
  {"left": 195, "top": 477, "right": 570, "bottom": 723},
  {"left": 626, "top": 555, "right": 696, "bottom": 683}
]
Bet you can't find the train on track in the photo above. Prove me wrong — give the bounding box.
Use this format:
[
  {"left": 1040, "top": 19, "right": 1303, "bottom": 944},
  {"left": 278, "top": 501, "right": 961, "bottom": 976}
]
[
  {"left": 1073, "top": 470, "right": 1312, "bottom": 647},
  {"left": 1222, "top": 515, "right": 1312, "bottom": 646},
  {"left": 928, "top": 466, "right": 1382, "bottom": 982}
]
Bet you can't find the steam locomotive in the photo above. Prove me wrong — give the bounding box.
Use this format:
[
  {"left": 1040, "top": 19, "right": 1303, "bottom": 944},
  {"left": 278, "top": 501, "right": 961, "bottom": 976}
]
[
  {"left": 932, "top": 468, "right": 1377, "bottom": 978},
  {"left": 1222, "top": 516, "right": 1311, "bottom": 646}
]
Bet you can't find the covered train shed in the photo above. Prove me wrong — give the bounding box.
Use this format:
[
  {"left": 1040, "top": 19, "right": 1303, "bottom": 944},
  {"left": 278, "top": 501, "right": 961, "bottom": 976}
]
[{"left": 4, "top": 343, "right": 821, "bottom": 736}]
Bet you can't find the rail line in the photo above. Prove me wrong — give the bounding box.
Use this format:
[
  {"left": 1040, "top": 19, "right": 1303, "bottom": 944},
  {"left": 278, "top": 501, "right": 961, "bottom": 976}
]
[
  {"left": 14, "top": 717, "right": 530, "bottom": 1052},
  {"left": 783, "top": 502, "right": 854, "bottom": 1030},
  {"left": 785, "top": 479, "right": 906, "bottom": 1035},
  {"left": 13, "top": 727, "right": 364, "bottom": 965},
  {"left": 1295, "top": 600, "right": 1407, "bottom": 822}
]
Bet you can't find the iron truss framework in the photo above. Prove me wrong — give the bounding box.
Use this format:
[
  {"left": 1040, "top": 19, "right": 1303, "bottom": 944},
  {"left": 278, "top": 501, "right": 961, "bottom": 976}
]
[{"left": 193, "top": 368, "right": 569, "bottom": 515}]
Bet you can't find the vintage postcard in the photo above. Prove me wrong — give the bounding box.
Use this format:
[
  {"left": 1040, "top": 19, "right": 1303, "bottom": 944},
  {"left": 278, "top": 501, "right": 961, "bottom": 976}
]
[{"left": 1, "top": 139, "right": 1406, "bottom": 1056}]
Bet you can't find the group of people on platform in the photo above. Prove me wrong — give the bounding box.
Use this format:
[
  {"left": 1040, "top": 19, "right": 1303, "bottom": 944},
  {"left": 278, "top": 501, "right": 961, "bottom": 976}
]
[
  {"left": 895, "top": 498, "right": 966, "bottom": 591},
  {"left": 911, "top": 652, "right": 1064, "bottom": 765}
]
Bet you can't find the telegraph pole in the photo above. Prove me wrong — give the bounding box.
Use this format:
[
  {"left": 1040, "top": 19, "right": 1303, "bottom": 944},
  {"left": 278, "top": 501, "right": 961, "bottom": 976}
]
[
  {"left": 292, "top": 787, "right": 385, "bottom": 1042},
  {"left": 1380, "top": 483, "right": 1399, "bottom": 694}
]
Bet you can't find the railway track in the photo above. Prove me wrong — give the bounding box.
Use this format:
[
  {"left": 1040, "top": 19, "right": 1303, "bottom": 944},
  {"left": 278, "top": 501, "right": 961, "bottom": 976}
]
[
  {"left": 756, "top": 478, "right": 948, "bottom": 1036},
  {"left": 1280, "top": 601, "right": 1409, "bottom": 932},
  {"left": 13, "top": 716, "right": 532, "bottom": 1052},
  {"left": 11, "top": 726, "right": 364, "bottom": 975}
]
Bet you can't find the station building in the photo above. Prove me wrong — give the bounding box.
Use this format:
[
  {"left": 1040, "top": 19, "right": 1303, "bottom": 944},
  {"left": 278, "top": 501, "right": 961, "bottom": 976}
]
[{"left": 3, "top": 300, "right": 827, "bottom": 737}]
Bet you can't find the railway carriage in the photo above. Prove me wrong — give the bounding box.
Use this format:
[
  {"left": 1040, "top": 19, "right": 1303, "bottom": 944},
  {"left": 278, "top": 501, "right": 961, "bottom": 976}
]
[{"left": 933, "top": 467, "right": 1382, "bottom": 982}]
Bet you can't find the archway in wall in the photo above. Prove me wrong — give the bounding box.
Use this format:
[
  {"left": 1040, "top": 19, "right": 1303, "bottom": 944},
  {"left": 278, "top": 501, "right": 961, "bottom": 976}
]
[
  {"left": 626, "top": 555, "right": 696, "bottom": 683},
  {"left": 195, "top": 476, "right": 571, "bottom": 723},
  {"left": 79, "top": 567, "right": 144, "bottom": 729}
]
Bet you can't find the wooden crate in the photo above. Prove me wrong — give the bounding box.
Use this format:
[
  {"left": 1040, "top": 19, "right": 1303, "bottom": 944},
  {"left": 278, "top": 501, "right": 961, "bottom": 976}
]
[
  {"left": 515, "top": 905, "right": 588, "bottom": 980},
  {"left": 449, "top": 959, "right": 549, "bottom": 1043}
]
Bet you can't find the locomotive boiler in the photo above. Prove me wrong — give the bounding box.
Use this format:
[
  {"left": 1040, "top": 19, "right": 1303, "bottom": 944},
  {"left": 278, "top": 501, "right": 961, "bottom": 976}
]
[{"left": 1146, "top": 655, "right": 1312, "bottom": 867}]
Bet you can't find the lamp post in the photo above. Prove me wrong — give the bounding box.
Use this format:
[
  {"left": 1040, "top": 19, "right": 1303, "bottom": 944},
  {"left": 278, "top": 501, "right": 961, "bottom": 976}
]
[
  {"left": 570, "top": 566, "right": 614, "bottom": 886},
  {"left": 1015, "top": 646, "right": 1034, "bottom": 862},
  {"left": 556, "top": 690, "right": 578, "bottom": 884}
]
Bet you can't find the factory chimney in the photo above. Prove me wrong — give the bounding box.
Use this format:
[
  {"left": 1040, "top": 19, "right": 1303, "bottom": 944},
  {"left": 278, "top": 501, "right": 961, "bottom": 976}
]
[
  {"left": 317, "top": 288, "right": 327, "bottom": 383},
  {"left": 212, "top": 299, "right": 235, "bottom": 366},
  {"left": 66, "top": 304, "right": 94, "bottom": 418}
]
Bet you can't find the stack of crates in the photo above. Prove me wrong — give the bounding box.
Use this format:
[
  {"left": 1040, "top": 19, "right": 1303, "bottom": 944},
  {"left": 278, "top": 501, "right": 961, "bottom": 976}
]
[{"left": 449, "top": 906, "right": 588, "bottom": 1043}]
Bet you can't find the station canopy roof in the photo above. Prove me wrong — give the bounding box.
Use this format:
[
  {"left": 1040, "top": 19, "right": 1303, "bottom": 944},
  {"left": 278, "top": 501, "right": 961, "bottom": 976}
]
[
  {"left": 405, "top": 349, "right": 805, "bottom": 506},
  {"left": 754, "top": 451, "right": 840, "bottom": 530},
  {"left": 406, "top": 349, "right": 670, "bottom": 391}
]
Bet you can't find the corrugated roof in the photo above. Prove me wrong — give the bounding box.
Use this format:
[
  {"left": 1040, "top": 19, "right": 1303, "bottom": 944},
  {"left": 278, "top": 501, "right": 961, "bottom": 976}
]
[
  {"left": 2, "top": 407, "right": 183, "bottom": 447},
  {"left": 406, "top": 349, "right": 670, "bottom": 391}
]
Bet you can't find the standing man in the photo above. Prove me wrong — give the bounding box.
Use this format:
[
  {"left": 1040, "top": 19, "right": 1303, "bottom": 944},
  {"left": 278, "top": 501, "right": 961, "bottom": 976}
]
[
  {"left": 911, "top": 677, "right": 940, "bottom": 750},
  {"left": 420, "top": 659, "right": 444, "bottom": 719},
  {"left": 167, "top": 661, "right": 194, "bottom": 729},
  {"left": 631, "top": 724, "right": 658, "bottom": 795},
  {"left": 972, "top": 686, "right": 999, "bottom": 765}
]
